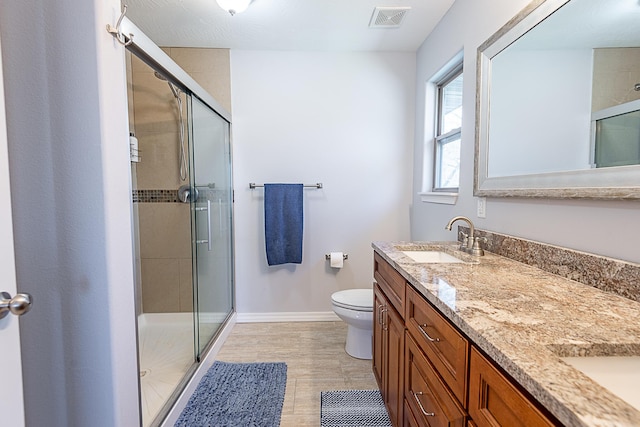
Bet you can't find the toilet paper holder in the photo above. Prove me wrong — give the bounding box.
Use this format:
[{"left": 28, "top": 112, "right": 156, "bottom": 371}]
[{"left": 325, "top": 253, "right": 348, "bottom": 260}]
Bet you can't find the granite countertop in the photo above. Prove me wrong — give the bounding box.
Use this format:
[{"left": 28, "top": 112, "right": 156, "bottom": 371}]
[{"left": 373, "top": 241, "right": 640, "bottom": 427}]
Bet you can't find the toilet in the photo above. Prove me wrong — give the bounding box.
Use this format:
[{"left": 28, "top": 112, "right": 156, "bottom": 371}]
[{"left": 331, "top": 289, "right": 374, "bottom": 359}]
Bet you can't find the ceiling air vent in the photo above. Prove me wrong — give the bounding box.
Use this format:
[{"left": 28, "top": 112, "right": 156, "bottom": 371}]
[{"left": 369, "top": 7, "right": 411, "bottom": 28}]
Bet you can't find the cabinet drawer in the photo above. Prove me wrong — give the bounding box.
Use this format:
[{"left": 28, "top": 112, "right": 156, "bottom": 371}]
[
  {"left": 405, "top": 285, "right": 468, "bottom": 404},
  {"left": 404, "top": 399, "right": 420, "bottom": 427},
  {"left": 374, "top": 252, "right": 405, "bottom": 315},
  {"left": 469, "top": 347, "right": 557, "bottom": 427},
  {"left": 405, "top": 334, "right": 466, "bottom": 427}
]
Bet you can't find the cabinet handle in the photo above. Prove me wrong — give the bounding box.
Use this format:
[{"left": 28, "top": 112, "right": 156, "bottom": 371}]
[
  {"left": 381, "top": 307, "right": 388, "bottom": 330},
  {"left": 377, "top": 304, "right": 384, "bottom": 325},
  {"left": 412, "top": 391, "right": 435, "bottom": 417},
  {"left": 418, "top": 324, "right": 440, "bottom": 343}
]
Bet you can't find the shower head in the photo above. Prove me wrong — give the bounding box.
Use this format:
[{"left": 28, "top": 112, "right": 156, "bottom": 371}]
[
  {"left": 153, "top": 71, "right": 169, "bottom": 81},
  {"left": 153, "top": 71, "right": 180, "bottom": 99}
]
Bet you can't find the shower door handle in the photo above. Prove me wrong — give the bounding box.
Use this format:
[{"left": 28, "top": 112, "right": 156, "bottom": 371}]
[
  {"left": 195, "top": 199, "right": 212, "bottom": 251},
  {"left": 206, "top": 199, "right": 212, "bottom": 251}
]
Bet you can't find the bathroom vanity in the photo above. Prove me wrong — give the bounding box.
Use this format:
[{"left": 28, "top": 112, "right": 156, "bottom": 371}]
[{"left": 372, "top": 240, "right": 640, "bottom": 427}]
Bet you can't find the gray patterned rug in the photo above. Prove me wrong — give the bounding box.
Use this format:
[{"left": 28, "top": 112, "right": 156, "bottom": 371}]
[
  {"left": 175, "top": 361, "right": 287, "bottom": 427},
  {"left": 320, "top": 390, "right": 392, "bottom": 427}
]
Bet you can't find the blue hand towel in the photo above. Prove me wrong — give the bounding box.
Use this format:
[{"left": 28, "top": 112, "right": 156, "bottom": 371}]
[{"left": 264, "top": 184, "right": 304, "bottom": 266}]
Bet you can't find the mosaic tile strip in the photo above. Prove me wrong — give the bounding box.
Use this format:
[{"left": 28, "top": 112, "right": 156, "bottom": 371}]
[
  {"left": 133, "top": 189, "right": 179, "bottom": 203},
  {"left": 459, "top": 227, "right": 640, "bottom": 302}
]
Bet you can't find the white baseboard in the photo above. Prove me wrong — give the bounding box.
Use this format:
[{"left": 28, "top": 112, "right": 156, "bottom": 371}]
[
  {"left": 161, "top": 312, "right": 238, "bottom": 427},
  {"left": 236, "top": 311, "right": 340, "bottom": 323}
]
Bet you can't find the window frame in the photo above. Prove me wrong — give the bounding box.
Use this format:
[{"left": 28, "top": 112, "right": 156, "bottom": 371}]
[{"left": 432, "top": 63, "right": 463, "bottom": 192}]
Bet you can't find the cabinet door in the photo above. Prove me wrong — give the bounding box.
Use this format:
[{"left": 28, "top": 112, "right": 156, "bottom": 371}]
[
  {"left": 386, "top": 303, "right": 405, "bottom": 426},
  {"left": 469, "top": 347, "right": 557, "bottom": 427},
  {"left": 373, "top": 284, "right": 385, "bottom": 390}
]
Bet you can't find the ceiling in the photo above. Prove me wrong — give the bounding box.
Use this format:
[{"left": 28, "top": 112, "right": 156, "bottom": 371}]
[{"left": 125, "top": 0, "right": 456, "bottom": 51}]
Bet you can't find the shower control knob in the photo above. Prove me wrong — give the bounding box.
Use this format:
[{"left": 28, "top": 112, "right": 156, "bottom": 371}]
[
  {"left": 0, "top": 291, "right": 33, "bottom": 319},
  {"left": 178, "top": 185, "right": 198, "bottom": 203}
]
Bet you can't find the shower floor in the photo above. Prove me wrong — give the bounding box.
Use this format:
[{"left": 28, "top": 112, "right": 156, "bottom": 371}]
[
  {"left": 138, "top": 313, "right": 195, "bottom": 427},
  {"left": 138, "top": 313, "right": 226, "bottom": 426}
]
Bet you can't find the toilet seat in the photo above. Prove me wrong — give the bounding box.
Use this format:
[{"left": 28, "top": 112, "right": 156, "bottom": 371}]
[{"left": 331, "top": 289, "right": 373, "bottom": 312}]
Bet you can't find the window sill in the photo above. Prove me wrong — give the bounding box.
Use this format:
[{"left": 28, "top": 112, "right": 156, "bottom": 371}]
[{"left": 419, "top": 192, "right": 458, "bottom": 205}]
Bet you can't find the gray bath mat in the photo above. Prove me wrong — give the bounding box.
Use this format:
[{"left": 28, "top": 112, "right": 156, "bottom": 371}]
[
  {"left": 175, "top": 361, "right": 287, "bottom": 427},
  {"left": 320, "top": 389, "right": 392, "bottom": 427}
]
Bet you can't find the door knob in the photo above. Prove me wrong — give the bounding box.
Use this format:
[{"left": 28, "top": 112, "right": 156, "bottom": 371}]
[{"left": 0, "top": 292, "right": 33, "bottom": 319}]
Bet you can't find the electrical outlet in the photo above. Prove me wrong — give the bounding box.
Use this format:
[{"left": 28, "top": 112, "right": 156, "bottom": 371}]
[{"left": 477, "top": 197, "right": 486, "bottom": 218}]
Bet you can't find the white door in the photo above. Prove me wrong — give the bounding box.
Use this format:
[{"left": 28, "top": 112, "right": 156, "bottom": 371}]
[{"left": 0, "top": 33, "right": 27, "bottom": 427}]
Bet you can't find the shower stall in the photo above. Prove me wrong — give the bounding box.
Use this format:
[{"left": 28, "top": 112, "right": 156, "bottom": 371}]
[{"left": 125, "top": 32, "right": 235, "bottom": 426}]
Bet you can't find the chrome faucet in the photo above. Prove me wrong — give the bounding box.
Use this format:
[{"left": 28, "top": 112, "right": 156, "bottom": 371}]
[{"left": 445, "top": 216, "right": 485, "bottom": 256}]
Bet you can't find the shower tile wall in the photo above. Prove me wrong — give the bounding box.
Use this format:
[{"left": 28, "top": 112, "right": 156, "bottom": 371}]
[
  {"left": 592, "top": 48, "right": 640, "bottom": 111},
  {"left": 129, "top": 48, "right": 231, "bottom": 313}
]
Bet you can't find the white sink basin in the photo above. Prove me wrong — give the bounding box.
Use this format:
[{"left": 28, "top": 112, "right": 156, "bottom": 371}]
[
  {"left": 401, "top": 251, "right": 464, "bottom": 263},
  {"left": 562, "top": 356, "right": 640, "bottom": 411}
]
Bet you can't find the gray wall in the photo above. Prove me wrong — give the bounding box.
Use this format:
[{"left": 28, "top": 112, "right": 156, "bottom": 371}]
[
  {"left": 0, "top": 0, "right": 139, "bottom": 425},
  {"left": 231, "top": 51, "right": 415, "bottom": 316},
  {"left": 411, "top": 0, "right": 640, "bottom": 266}
]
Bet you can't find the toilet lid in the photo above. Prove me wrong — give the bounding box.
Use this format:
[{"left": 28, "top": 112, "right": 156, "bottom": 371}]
[{"left": 331, "top": 289, "right": 373, "bottom": 311}]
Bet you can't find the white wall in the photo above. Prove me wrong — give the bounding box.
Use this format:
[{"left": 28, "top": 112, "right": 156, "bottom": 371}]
[
  {"left": 411, "top": 0, "right": 640, "bottom": 265},
  {"left": 231, "top": 51, "right": 414, "bottom": 315},
  {"left": 489, "top": 48, "right": 593, "bottom": 176},
  {"left": 0, "top": 1, "right": 139, "bottom": 426}
]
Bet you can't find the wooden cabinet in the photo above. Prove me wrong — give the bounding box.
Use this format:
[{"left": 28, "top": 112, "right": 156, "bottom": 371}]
[
  {"left": 374, "top": 254, "right": 407, "bottom": 427},
  {"left": 373, "top": 251, "right": 559, "bottom": 427},
  {"left": 374, "top": 252, "right": 405, "bottom": 315},
  {"left": 406, "top": 286, "right": 468, "bottom": 404},
  {"left": 374, "top": 281, "right": 405, "bottom": 426},
  {"left": 404, "top": 399, "right": 421, "bottom": 427},
  {"left": 405, "top": 334, "right": 466, "bottom": 427},
  {"left": 373, "top": 285, "right": 385, "bottom": 386},
  {"left": 468, "top": 347, "right": 557, "bottom": 427},
  {"left": 386, "top": 298, "right": 405, "bottom": 425}
]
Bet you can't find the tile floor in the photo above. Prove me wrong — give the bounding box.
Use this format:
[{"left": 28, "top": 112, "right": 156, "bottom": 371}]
[{"left": 216, "top": 321, "right": 379, "bottom": 427}]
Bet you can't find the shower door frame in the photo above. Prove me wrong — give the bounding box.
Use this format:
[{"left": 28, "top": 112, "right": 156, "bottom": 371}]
[
  {"left": 188, "top": 93, "right": 236, "bottom": 362},
  {"left": 120, "top": 18, "right": 231, "bottom": 124},
  {"left": 121, "top": 17, "right": 236, "bottom": 427}
]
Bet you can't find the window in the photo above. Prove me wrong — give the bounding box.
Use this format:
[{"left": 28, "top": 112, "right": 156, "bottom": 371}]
[{"left": 433, "top": 64, "right": 463, "bottom": 191}]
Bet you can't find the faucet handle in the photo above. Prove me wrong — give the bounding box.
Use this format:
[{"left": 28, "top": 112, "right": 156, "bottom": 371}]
[
  {"left": 471, "top": 236, "right": 487, "bottom": 256},
  {"left": 459, "top": 231, "right": 469, "bottom": 251}
]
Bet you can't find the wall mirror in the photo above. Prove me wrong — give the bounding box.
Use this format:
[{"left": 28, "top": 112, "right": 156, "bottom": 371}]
[{"left": 475, "top": 0, "right": 640, "bottom": 199}]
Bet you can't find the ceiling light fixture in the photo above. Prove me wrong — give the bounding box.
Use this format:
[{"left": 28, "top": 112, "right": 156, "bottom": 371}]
[{"left": 216, "top": 0, "right": 252, "bottom": 16}]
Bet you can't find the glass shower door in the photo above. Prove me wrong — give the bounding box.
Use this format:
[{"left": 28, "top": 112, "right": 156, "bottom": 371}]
[{"left": 188, "top": 95, "right": 234, "bottom": 359}]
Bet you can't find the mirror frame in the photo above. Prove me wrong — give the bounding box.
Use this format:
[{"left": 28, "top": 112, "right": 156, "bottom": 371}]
[{"left": 474, "top": 0, "right": 640, "bottom": 199}]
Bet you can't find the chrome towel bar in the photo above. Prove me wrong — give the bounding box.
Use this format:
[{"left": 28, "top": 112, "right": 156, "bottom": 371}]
[{"left": 249, "top": 183, "right": 323, "bottom": 189}]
